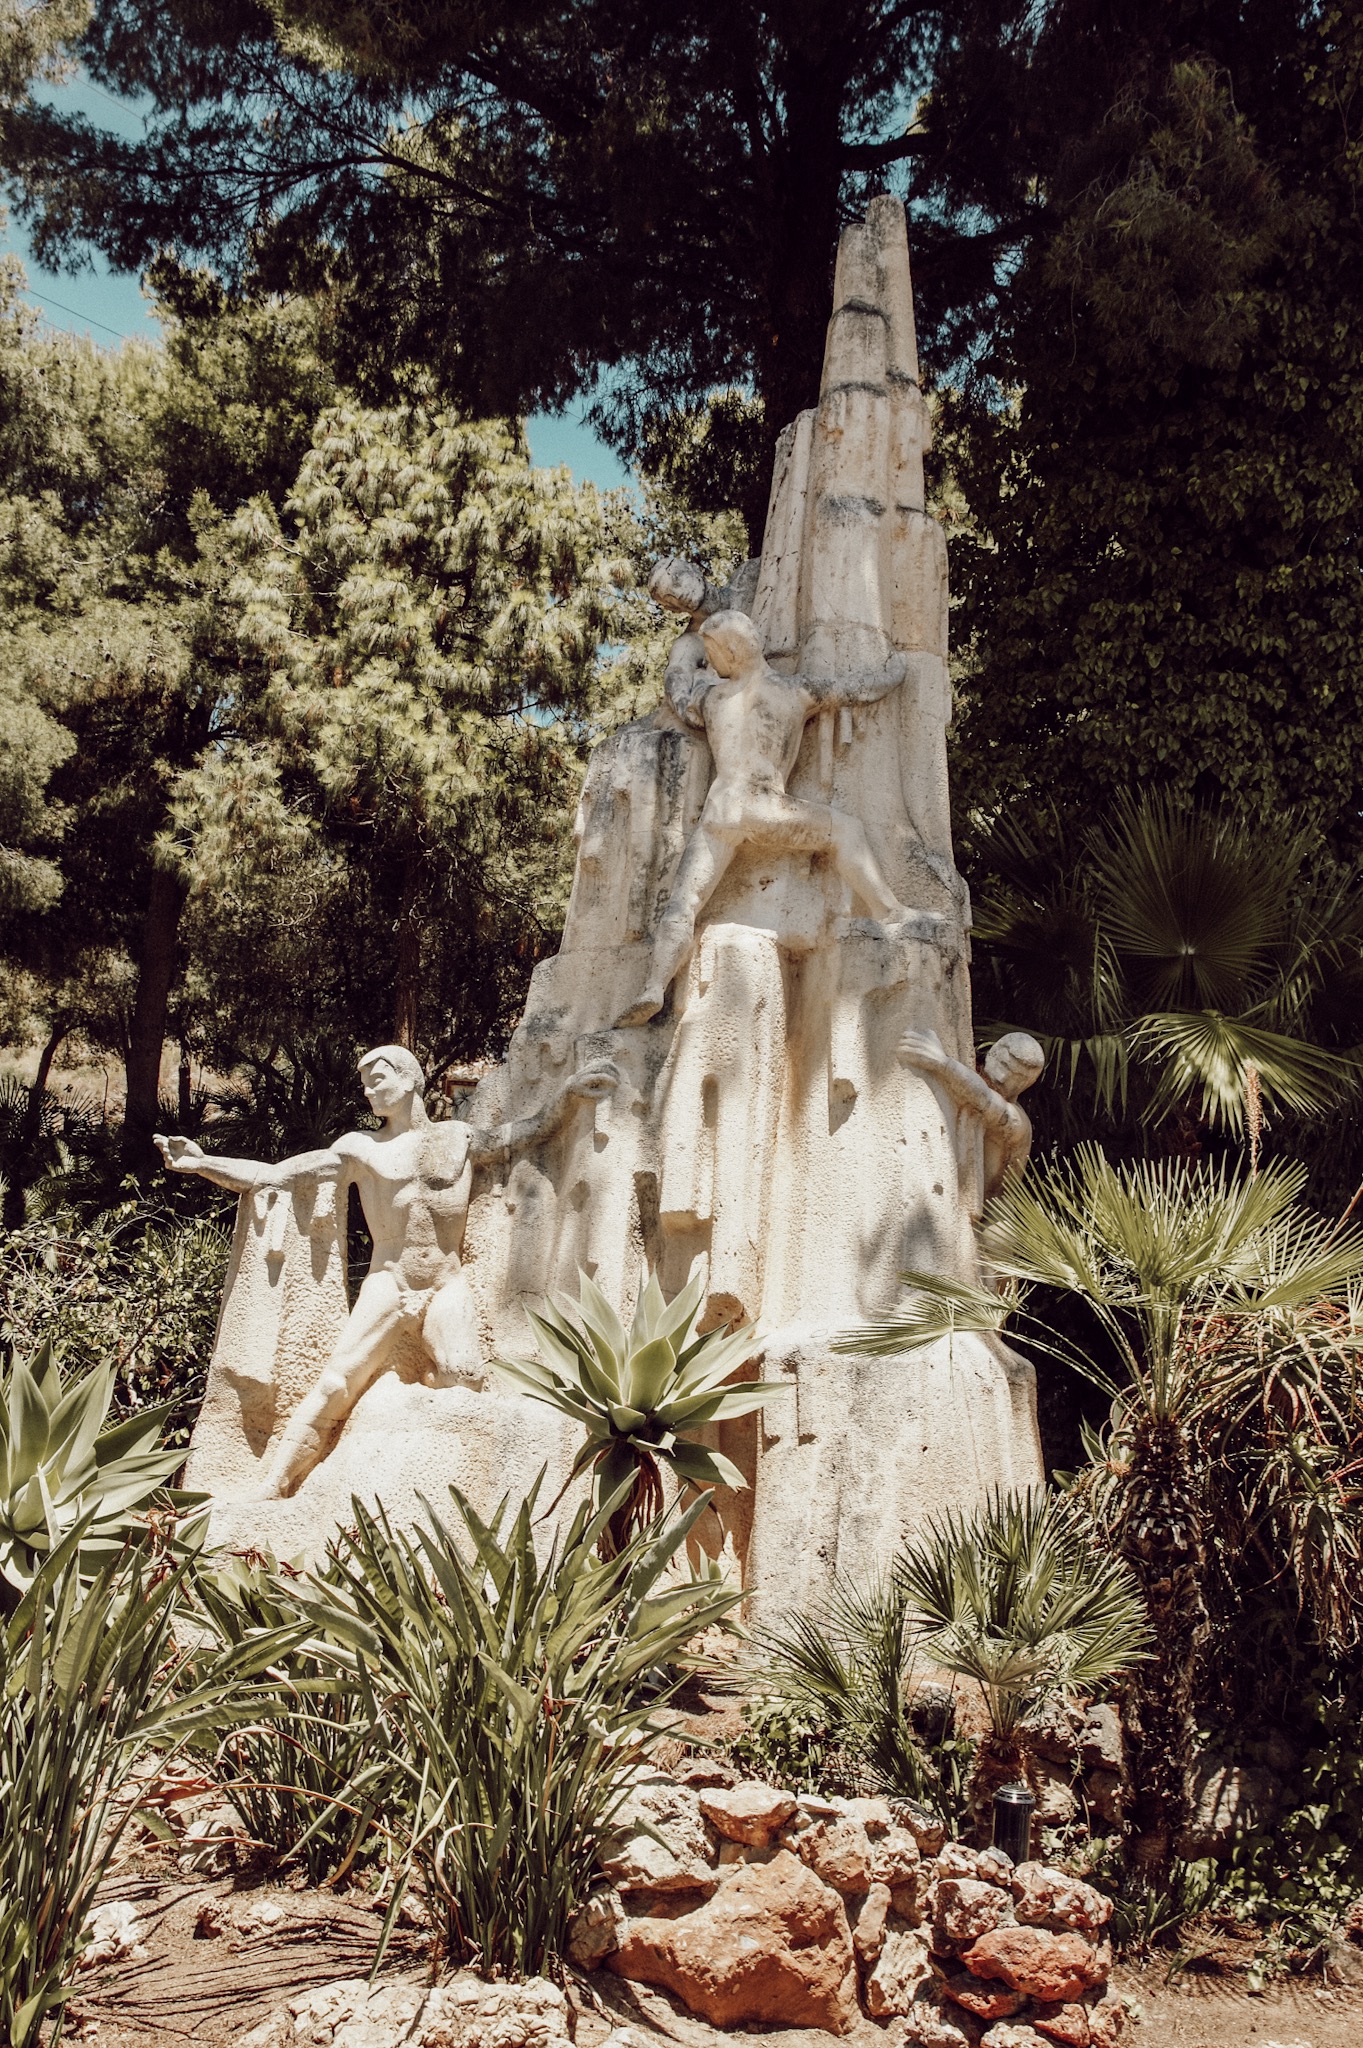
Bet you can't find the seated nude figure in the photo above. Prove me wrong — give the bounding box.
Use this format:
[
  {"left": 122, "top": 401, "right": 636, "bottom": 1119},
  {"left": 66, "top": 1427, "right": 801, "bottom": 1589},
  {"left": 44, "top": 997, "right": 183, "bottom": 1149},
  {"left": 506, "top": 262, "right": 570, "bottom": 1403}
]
[
  {"left": 156, "top": 1044, "right": 617, "bottom": 1498},
  {"left": 618, "top": 561, "right": 917, "bottom": 1026},
  {"left": 898, "top": 1028, "right": 1045, "bottom": 1206}
]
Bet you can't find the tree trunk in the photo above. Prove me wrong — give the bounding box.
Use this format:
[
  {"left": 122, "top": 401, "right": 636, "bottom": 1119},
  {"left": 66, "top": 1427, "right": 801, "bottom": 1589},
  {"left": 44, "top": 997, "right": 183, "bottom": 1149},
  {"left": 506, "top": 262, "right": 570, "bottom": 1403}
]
[
  {"left": 392, "top": 864, "right": 422, "bottom": 1051},
  {"left": 122, "top": 864, "right": 187, "bottom": 1167},
  {"left": 1119, "top": 1416, "right": 1208, "bottom": 1886}
]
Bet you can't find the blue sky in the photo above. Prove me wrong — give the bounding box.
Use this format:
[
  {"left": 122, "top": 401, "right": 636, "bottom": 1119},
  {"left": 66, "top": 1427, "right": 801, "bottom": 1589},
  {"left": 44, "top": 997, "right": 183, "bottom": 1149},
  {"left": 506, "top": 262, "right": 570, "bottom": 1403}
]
[{"left": 3, "top": 69, "right": 632, "bottom": 489}]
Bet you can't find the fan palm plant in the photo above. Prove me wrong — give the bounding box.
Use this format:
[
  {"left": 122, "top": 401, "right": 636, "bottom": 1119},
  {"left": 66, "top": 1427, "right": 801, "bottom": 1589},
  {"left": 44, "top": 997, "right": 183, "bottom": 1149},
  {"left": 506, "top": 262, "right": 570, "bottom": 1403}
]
[
  {"left": 492, "top": 1263, "right": 787, "bottom": 1555},
  {"left": 970, "top": 792, "right": 1363, "bottom": 1140},
  {"left": 893, "top": 1489, "right": 1150, "bottom": 1834},
  {"left": 838, "top": 1146, "right": 1363, "bottom": 1882}
]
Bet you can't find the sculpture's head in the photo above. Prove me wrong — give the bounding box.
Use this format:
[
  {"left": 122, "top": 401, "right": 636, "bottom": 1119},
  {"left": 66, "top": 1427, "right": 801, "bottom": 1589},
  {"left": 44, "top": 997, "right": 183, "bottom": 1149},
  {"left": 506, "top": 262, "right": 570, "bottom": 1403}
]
[
  {"left": 699, "top": 608, "right": 764, "bottom": 679},
  {"left": 983, "top": 1032, "right": 1046, "bottom": 1102},
  {"left": 358, "top": 1044, "right": 428, "bottom": 1124},
  {"left": 648, "top": 555, "right": 707, "bottom": 615}
]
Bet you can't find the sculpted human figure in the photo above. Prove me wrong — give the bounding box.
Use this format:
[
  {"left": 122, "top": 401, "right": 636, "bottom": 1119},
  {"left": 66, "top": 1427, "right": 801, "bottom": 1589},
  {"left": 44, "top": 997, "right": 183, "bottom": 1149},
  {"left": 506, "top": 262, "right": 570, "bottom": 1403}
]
[
  {"left": 898, "top": 1028, "right": 1045, "bottom": 1204},
  {"left": 156, "top": 1045, "right": 617, "bottom": 1498},
  {"left": 618, "top": 566, "right": 914, "bottom": 1026}
]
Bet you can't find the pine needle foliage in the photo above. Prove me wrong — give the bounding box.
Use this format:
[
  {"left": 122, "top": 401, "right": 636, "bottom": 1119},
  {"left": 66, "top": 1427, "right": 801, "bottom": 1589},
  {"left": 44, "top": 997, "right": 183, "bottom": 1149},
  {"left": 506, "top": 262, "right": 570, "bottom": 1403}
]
[{"left": 493, "top": 1263, "right": 787, "bottom": 1555}]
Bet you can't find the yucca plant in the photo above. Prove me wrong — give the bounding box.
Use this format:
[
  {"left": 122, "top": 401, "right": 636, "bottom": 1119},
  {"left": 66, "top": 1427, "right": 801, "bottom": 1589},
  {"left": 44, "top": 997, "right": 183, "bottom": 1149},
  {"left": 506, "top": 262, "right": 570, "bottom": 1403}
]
[
  {"left": 492, "top": 1262, "right": 787, "bottom": 1554},
  {"left": 296, "top": 1477, "right": 743, "bottom": 1975},
  {"left": 1, "top": 1529, "right": 297, "bottom": 2047},
  {"left": 894, "top": 1489, "right": 1151, "bottom": 1835},
  {"left": 193, "top": 1554, "right": 395, "bottom": 1885},
  {"left": 0, "top": 1342, "right": 187, "bottom": 1609},
  {"left": 840, "top": 1146, "right": 1363, "bottom": 1882}
]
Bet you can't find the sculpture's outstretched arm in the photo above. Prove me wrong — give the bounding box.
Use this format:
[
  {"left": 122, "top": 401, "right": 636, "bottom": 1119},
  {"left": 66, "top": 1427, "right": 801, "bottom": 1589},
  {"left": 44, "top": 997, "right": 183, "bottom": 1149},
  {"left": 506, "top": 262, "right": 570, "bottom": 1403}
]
[
  {"left": 156, "top": 1134, "right": 344, "bottom": 1195},
  {"left": 897, "top": 1033, "right": 1013, "bottom": 1133},
  {"left": 796, "top": 651, "right": 909, "bottom": 712},
  {"left": 467, "top": 1061, "right": 620, "bottom": 1166}
]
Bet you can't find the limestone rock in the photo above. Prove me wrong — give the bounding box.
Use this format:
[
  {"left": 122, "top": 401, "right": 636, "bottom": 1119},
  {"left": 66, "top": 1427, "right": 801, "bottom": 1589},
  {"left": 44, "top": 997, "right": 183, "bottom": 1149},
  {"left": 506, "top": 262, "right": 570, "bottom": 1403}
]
[
  {"left": 853, "top": 1880, "right": 893, "bottom": 1964},
  {"left": 1079, "top": 1706, "right": 1123, "bottom": 1775},
  {"left": 1009, "top": 1865, "right": 1113, "bottom": 1936},
  {"left": 899, "top": 1804, "right": 948, "bottom": 1858},
  {"left": 796, "top": 1816, "right": 875, "bottom": 1893},
  {"left": 937, "top": 1843, "right": 1014, "bottom": 1886},
  {"left": 699, "top": 1781, "right": 797, "bottom": 1846},
  {"left": 677, "top": 1759, "right": 739, "bottom": 1790},
  {"left": 979, "top": 2027, "right": 1045, "bottom": 2048},
  {"left": 598, "top": 1774, "right": 717, "bottom": 1894},
  {"left": 872, "top": 1825, "right": 923, "bottom": 1890},
  {"left": 1085, "top": 1992, "right": 1128, "bottom": 2046},
  {"left": 886, "top": 2002, "right": 979, "bottom": 2048},
  {"left": 566, "top": 1889, "right": 626, "bottom": 1968},
  {"left": 1178, "top": 1755, "right": 1282, "bottom": 1861},
  {"left": 237, "top": 1975, "right": 572, "bottom": 2048},
  {"left": 962, "top": 1929, "right": 1106, "bottom": 2004},
  {"left": 942, "top": 1973, "right": 1027, "bottom": 2021},
  {"left": 1020, "top": 1700, "right": 1080, "bottom": 1771},
  {"left": 609, "top": 1848, "right": 858, "bottom": 2032},
  {"left": 1031, "top": 2002, "right": 1092, "bottom": 2046},
  {"left": 864, "top": 1926, "right": 936, "bottom": 2017},
  {"left": 1031, "top": 1760, "right": 1078, "bottom": 1829},
  {"left": 932, "top": 1878, "right": 1013, "bottom": 1952},
  {"left": 832, "top": 1795, "right": 895, "bottom": 1832}
]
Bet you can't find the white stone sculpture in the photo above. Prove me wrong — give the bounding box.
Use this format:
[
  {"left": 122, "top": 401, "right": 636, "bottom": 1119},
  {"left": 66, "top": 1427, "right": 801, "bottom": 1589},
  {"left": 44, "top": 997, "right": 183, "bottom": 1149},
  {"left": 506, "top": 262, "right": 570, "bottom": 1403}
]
[
  {"left": 897, "top": 1028, "right": 1045, "bottom": 1217},
  {"left": 166, "top": 1046, "right": 615, "bottom": 1526},
  {"left": 178, "top": 193, "right": 1046, "bottom": 1597},
  {"left": 618, "top": 607, "right": 931, "bottom": 1025}
]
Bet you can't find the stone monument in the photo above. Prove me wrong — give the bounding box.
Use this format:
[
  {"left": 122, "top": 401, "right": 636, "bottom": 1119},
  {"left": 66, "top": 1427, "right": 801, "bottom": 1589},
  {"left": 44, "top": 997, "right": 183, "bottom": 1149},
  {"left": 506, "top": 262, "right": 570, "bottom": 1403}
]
[{"left": 179, "top": 195, "right": 1044, "bottom": 1601}]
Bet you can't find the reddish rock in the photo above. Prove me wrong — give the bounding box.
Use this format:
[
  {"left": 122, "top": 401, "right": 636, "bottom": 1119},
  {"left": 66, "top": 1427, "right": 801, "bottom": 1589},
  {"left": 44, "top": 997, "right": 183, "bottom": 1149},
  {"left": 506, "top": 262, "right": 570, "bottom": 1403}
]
[
  {"left": 937, "top": 1843, "right": 1014, "bottom": 1886},
  {"left": 1010, "top": 1865, "right": 1113, "bottom": 1937},
  {"left": 863, "top": 1927, "right": 935, "bottom": 2017},
  {"left": 942, "top": 1973, "right": 1027, "bottom": 2020},
  {"left": 1031, "top": 2002, "right": 1091, "bottom": 2046},
  {"left": 980, "top": 2027, "right": 1045, "bottom": 2048},
  {"left": 796, "top": 1817, "right": 874, "bottom": 1893},
  {"left": 933, "top": 1878, "right": 1013, "bottom": 1950},
  {"left": 871, "top": 1825, "right": 922, "bottom": 1890},
  {"left": 1085, "top": 1993, "right": 1127, "bottom": 2047},
  {"left": 609, "top": 1848, "right": 858, "bottom": 2033},
  {"left": 885, "top": 2002, "right": 980, "bottom": 2048},
  {"left": 962, "top": 1928, "right": 1106, "bottom": 2004},
  {"left": 700, "top": 1782, "right": 798, "bottom": 1847},
  {"left": 833, "top": 1795, "right": 894, "bottom": 1832},
  {"left": 853, "top": 1881, "right": 892, "bottom": 1965}
]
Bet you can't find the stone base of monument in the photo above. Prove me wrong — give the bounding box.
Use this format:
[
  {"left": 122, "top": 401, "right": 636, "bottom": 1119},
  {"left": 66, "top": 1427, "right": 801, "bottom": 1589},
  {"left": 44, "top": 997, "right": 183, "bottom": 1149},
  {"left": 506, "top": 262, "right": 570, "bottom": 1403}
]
[{"left": 582, "top": 1766, "right": 1127, "bottom": 2045}]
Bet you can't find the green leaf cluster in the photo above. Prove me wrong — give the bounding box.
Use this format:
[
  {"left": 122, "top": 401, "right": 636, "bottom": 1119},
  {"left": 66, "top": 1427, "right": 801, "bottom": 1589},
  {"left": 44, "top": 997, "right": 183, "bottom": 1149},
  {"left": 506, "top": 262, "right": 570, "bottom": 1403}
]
[{"left": 494, "top": 1263, "right": 787, "bottom": 1537}]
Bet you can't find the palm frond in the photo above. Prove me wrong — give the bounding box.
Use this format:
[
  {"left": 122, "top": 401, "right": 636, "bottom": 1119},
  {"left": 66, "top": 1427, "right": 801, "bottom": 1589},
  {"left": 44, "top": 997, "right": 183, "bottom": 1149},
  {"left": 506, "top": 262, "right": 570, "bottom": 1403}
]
[{"left": 1136, "top": 1011, "right": 1360, "bottom": 1131}]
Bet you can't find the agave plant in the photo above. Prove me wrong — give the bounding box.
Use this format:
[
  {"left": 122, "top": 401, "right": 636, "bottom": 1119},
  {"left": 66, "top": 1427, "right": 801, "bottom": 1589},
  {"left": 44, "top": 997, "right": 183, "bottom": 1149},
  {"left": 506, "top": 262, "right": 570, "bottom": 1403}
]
[
  {"left": 894, "top": 1489, "right": 1151, "bottom": 1833},
  {"left": 840, "top": 1145, "right": 1363, "bottom": 1882},
  {"left": 0, "top": 1342, "right": 186, "bottom": 1608},
  {"left": 492, "top": 1263, "right": 787, "bottom": 1553}
]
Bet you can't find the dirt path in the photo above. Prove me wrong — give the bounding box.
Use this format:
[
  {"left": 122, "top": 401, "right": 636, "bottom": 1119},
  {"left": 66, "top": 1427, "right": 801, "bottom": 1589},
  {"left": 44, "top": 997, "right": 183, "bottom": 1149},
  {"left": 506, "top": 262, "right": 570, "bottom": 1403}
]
[{"left": 64, "top": 1871, "right": 1363, "bottom": 2048}]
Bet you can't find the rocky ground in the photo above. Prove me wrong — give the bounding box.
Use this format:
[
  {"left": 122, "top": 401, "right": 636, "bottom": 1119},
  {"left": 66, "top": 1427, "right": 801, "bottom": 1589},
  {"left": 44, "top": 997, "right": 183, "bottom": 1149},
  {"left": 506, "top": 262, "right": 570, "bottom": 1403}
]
[{"left": 61, "top": 1864, "right": 1363, "bottom": 2048}]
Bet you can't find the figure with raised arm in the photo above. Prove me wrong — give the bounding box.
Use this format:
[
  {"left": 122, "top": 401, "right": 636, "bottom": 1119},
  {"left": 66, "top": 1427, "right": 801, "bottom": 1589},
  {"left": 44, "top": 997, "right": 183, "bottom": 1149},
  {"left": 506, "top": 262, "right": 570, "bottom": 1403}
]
[
  {"left": 618, "top": 571, "right": 921, "bottom": 1026},
  {"left": 157, "top": 1044, "right": 618, "bottom": 1498},
  {"left": 897, "top": 1028, "right": 1045, "bottom": 1210}
]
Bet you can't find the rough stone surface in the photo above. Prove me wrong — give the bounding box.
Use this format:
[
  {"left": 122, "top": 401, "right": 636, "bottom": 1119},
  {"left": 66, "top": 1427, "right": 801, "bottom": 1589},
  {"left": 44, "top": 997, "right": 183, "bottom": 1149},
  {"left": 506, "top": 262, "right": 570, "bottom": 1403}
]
[
  {"left": 900, "top": 1804, "right": 948, "bottom": 1858},
  {"left": 1031, "top": 1760, "right": 1079, "bottom": 1829},
  {"left": 864, "top": 1927, "right": 937, "bottom": 2017},
  {"left": 887, "top": 2003, "right": 979, "bottom": 2048},
  {"left": 1030, "top": 2002, "right": 1092, "bottom": 2046},
  {"left": 566, "top": 1889, "right": 626, "bottom": 1967},
  {"left": 980, "top": 2027, "right": 1046, "bottom": 2048},
  {"left": 1009, "top": 1865, "right": 1113, "bottom": 1936},
  {"left": 932, "top": 1879, "right": 1013, "bottom": 1951},
  {"left": 1179, "top": 1755, "right": 1282, "bottom": 1860},
  {"left": 178, "top": 195, "right": 1044, "bottom": 1611},
  {"left": 853, "top": 1881, "right": 893, "bottom": 1964},
  {"left": 1085, "top": 1992, "right": 1128, "bottom": 2046},
  {"left": 598, "top": 1774, "right": 718, "bottom": 1894},
  {"left": 1020, "top": 1700, "right": 1080, "bottom": 1770},
  {"left": 1084, "top": 1772, "right": 1123, "bottom": 1825},
  {"left": 943, "top": 1974, "right": 1028, "bottom": 2021},
  {"left": 937, "top": 1843, "right": 1014, "bottom": 1886},
  {"left": 236, "top": 1974, "right": 571, "bottom": 2048},
  {"left": 609, "top": 1848, "right": 858, "bottom": 2032},
  {"left": 796, "top": 1817, "right": 875, "bottom": 1894},
  {"left": 699, "top": 1782, "right": 797, "bottom": 1847},
  {"left": 1079, "top": 1706, "right": 1123, "bottom": 1775},
  {"left": 962, "top": 1928, "right": 1106, "bottom": 2004},
  {"left": 872, "top": 1825, "right": 923, "bottom": 1890}
]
